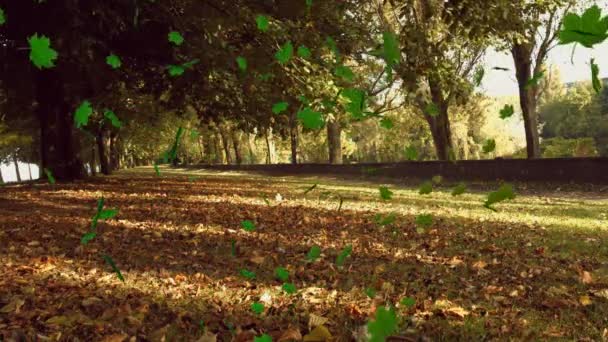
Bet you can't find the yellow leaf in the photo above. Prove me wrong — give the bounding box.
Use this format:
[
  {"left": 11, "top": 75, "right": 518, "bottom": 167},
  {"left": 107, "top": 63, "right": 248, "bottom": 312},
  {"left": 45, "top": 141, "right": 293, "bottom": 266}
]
[
  {"left": 46, "top": 315, "right": 71, "bottom": 326},
  {"left": 308, "top": 314, "right": 328, "bottom": 329},
  {"left": 580, "top": 295, "right": 592, "bottom": 306},
  {"left": 303, "top": 325, "right": 332, "bottom": 342}
]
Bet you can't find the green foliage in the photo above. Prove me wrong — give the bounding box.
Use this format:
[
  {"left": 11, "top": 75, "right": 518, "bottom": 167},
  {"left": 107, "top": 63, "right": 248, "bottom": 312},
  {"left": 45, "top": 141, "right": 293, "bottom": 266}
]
[
  {"left": 167, "top": 59, "right": 199, "bottom": 77},
  {"left": 401, "top": 297, "right": 416, "bottom": 308},
  {"left": 272, "top": 101, "right": 289, "bottom": 115},
  {"left": 103, "top": 109, "right": 122, "bottom": 128},
  {"left": 380, "top": 118, "right": 393, "bottom": 129},
  {"left": 256, "top": 15, "right": 269, "bottom": 32},
  {"left": 404, "top": 146, "right": 418, "bottom": 161},
  {"left": 306, "top": 245, "right": 321, "bottom": 262},
  {"left": 168, "top": 31, "right": 184, "bottom": 46},
  {"left": 374, "top": 212, "right": 396, "bottom": 226},
  {"left": 482, "top": 139, "right": 496, "bottom": 153},
  {"left": 499, "top": 104, "right": 515, "bottom": 119},
  {"left": 81, "top": 232, "right": 97, "bottom": 245},
  {"left": 282, "top": 282, "right": 297, "bottom": 294},
  {"left": 342, "top": 88, "right": 367, "bottom": 120},
  {"left": 558, "top": 5, "right": 608, "bottom": 48},
  {"left": 239, "top": 269, "right": 256, "bottom": 280},
  {"left": 297, "top": 107, "right": 324, "bottom": 129},
  {"left": 297, "top": 45, "right": 311, "bottom": 58},
  {"left": 484, "top": 184, "right": 515, "bottom": 211},
  {"left": 379, "top": 186, "right": 393, "bottom": 200},
  {"left": 451, "top": 182, "right": 467, "bottom": 196},
  {"left": 415, "top": 214, "right": 433, "bottom": 229},
  {"left": 102, "top": 255, "right": 125, "bottom": 282},
  {"left": 251, "top": 302, "right": 264, "bottom": 315},
  {"left": 275, "top": 41, "right": 293, "bottom": 64},
  {"left": 241, "top": 220, "right": 256, "bottom": 232},
  {"left": 0, "top": 7, "right": 5, "bottom": 25},
  {"left": 74, "top": 101, "right": 93, "bottom": 128},
  {"left": 591, "top": 58, "right": 602, "bottom": 94},
  {"left": 473, "top": 66, "right": 485, "bottom": 87},
  {"left": 525, "top": 71, "right": 545, "bottom": 89},
  {"left": 236, "top": 56, "right": 247, "bottom": 71},
  {"left": 418, "top": 181, "right": 432, "bottom": 195},
  {"left": 335, "top": 65, "right": 355, "bottom": 82},
  {"left": 365, "top": 287, "right": 376, "bottom": 298},
  {"left": 106, "top": 54, "right": 122, "bottom": 69},
  {"left": 325, "top": 36, "right": 340, "bottom": 62},
  {"left": 153, "top": 163, "right": 161, "bottom": 176},
  {"left": 381, "top": 31, "right": 400, "bottom": 78},
  {"left": 425, "top": 102, "right": 440, "bottom": 117},
  {"left": 367, "top": 306, "right": 397, "bottom": 342},
  {"left": 44, "top": 168, "right": 55, "bottom": 184},
  {"left": 28, "top": 34, "right": 58, "bottom": 69},
  {"left": 254, "top": 334, "right": 272, "bottom": 342},
  {"left": 335, "top": 245, "right": 352, "bottom": 267},
  {"left": 275, "top": 267, "right": 289, "bottom": 282}
]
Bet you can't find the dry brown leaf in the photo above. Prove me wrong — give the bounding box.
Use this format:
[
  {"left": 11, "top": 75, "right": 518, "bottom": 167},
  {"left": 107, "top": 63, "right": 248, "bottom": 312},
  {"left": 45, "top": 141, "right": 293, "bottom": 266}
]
[
  {"left": 278, "top": 327, "right": 303, "bottom": 341},
  {"left": 100, "top": 334, "right": 129, "bottom": 342},
  {"left": 196, "top": 331, "right": 217, "bottom": 342},
  {"left": 591, "top": 289, "right": 608, "bottom": 299},
  {"left": 580, "top": 271, "right": 593, "bottom": 285},
  {"left": 472, "top": 260, "right": 487, "bottom": 270},
  {"left": 303, "top": 325, "right": 332, "bottom": 342},
  {"left": 0, "top": 297, "right": 25, "bottom": 313}
]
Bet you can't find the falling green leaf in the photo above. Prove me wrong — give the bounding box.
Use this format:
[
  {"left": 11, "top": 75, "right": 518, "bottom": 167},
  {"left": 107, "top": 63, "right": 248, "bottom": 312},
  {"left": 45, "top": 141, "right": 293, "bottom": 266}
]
[
  {"left": 275, "top": 267, "right": 289, "bottom": 282},
  {"left": 297, "top": 107, "right": 324, "bottom": 130},
  {"left": 258, "top": 72, "right": 274, "bottom": 81},
  {"left": 190, "top": 129, "right": 200, "bottom": 140},
  {"left": 499, "top": 104, "right": 515, "bottom": 120},
  {"left": 236, "top": 56, "right": 247, "bottom": 71},
  {"left": 80, "top": 232, "right": 97, "bottom": 245},
  {"left": 482, "top": 139, "right": 496, "bottom": 154},
  {"left": 272, "top": 101, "right": 289, "bottom": 115},
  {"left": 103, "top": 255, "right": 125, "bottom": 282},
  {"left": 591, "top": 58, "right": 602, "bottom": 94},
  {"left": 342, "top": 88, "right": 367, "bottom": 120},
  {"left": 307, "top": 245, "right": 321, "bottom": 262},
  {"left": 558, "top": 5, "right": 608, "bottom": 48},
  {"left": 44, "top": 168, "right": 55, "bottom": 185},
  {"left": 98, "top": 209, "right": 118, "bottom": 220},
  {"left": 374, "top": 212, "right": 396, "bottom": 226},
  {"left": 400, "top": 297, "right": 416, "bottom": 308},
  {"left": 365, "top": 287, "right": 376, "bottom": 299},
  {"left": 325, "top": 36, "right": 340, "bottom": 62},
  {"left": 153, "top": 163, "right": 161, "bottom": 176},
  {"left": 241, "top": 220, "right": 256, "bottom": 232},
  {"left": 275, "top": 41, "right": 293, "bottom": 64},
  {"left": 415, "top": 214, "right": 433, "bottom": 229},
  {"left": 168, "top": 31, "right": 184, "bottom": 46},
  {"left": 254, "top": 334, "right": 272, "bottom": 342},
  {"left": 103, "top": 109, "right": 122, "bottom": 128},
  {"left": 239, "top": 269, "right": 256, "bottom": 280},
  {"left": 367, "top": 306, "right": 397, "bottom": 342},
  {"left": 404, "top": 146, "right": 418, "bottom": 161},
  {"left": 380, "top": 117, "right": 393, "bottom": 129},
  {"left": 28, "top": 34, "right": 58, "bottom": 69},
  {"left": 525, "top": 71, "right": 544, "bottom": 89},
  {"left": 451, "top": 182, "right": 467, "bottom": 196},
  {"left": 379, "top": 186, "right": 393, "bottom": 200},
  {"left": 256, "top": 15, "right": 269, "bottom": 32},
  {"left": 484, "top": 183, "right": 515, "bottom": 211},
  {"left": 335, "top": 65, "right": 355, "bottom": 82},
  {"left": 168, "top": 64, "right": 185, "bottom": 77},
  {"left": 106, "top": 54, "right": 122, "bottom": 69},
  {"left": 297, "top": 45, "right": 311, "bottom": 58},
  {"left": 305, "top": 0, "right": 313, "bottom": 8},
  {"left": 251, "top": 302, "right": 264, "bottom": 315},
  {"left": 473, "top": 66, "right": 485, "bottom": 87},
  {"left": 74, "top": 100, "right": 93, "bottom": 129},
  {"left": 382, "top": 31, "right": 401, "bottom": 69},
  {"left": 418, "top": 181, "right": 433, "bottom": 195},
  {"left": 425, "top": 102, "right": 440, "bottom": 117},
  {"left": 282, "top": 282, "right": 297, "bottom": 294},
  {"left": 335, "top": 245, "right": 352, "bottom": 267},
  {"left": 0, "top": 7, "right": 5, "bottom": 25}
]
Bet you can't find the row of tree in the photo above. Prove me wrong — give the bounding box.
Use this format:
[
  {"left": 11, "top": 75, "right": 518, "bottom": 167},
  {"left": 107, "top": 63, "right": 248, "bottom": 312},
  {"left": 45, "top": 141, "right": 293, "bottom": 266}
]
[{"left": 0, "top": 0, "right": 603, "bottom": 180}]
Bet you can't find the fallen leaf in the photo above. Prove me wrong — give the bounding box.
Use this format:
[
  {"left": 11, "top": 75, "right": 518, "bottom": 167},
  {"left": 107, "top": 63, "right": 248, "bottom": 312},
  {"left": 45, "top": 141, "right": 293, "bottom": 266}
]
[
  {"left": 0, "top": 297, "right": 25, "bottom": 313},
  {"left": 303, "top": 325, "right": 332, "bottom": 342},
  {"left": 279, "top": 327, "right": 303, "bottom": 341},
  {"left": 100, "top": 334, "right": 128, "bottom": 342},
  {"left": 308, "top": 314, "right": 328, "bottom": 329},
  {"left": 580, "top": 295, "right": 592, "bottom": 306},
  {"left": 580, "top": 271, "right": 593, "bottom": 284},
  {"left": 196, "top": 331, "right": 217, "bottom": 342},
  {"left": 472, "top": 260, "right": 487, "bottom": 270},
  {"left": 591, "top": 289, "right": 608, "bottom": 299}
]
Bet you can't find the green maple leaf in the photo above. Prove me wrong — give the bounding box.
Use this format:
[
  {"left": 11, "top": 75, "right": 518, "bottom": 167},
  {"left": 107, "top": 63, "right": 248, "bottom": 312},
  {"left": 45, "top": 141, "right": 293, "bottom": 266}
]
[
  {"left": 190, "top": 129, "right": 200, "bottom": 140},
  {"left": 254, "top": 334, "right": 272, "bottom": 342},
  {"left": 168, "top": 31, "right": 184, "bottom": 46},
  {"left": 335, "top": 65, "right": 354, "bottom": 82},
  {"left": 81, "top": 232, "right": 97, "bottom": 245},
  {"left": 400, "top": 297, "right": 416, "bottom": 308},
  {"left": 382, "top": 31, "right": 400, "bottom": 69},
  {"left": 275, "top": 267, "right": 289, "bottom": 282},
  {"left": 473, "top": 66, "right": 485, "bottom": 87},
  {"left": 153, "top": 163, "right": 161, "bottom": 176},
  {"left": 74, "top": 100, "right": 93, "bottom": 128},
  {"left": 379, "top": 118, "right": 393, "bottom": 129},
  {"left": 104, "top": 109, "right": 122, "bottom": 128},
  {"left": 425, "top": 102, "right": 440, "bottom": 117},
  {"left": 499, "top": 104, "right": 515, "bottom": 119},
  {"left": 106, "top": 54, "right": 122, "bottom": 69},
  {"left": 341, "top": 88, "right": 366, "bottom": 119},
  {"left": 182, "top": 59, "right": 199, "bottom": 68},
  {"left": 418, "top": 181, "right": 433, "bottom": 195},
  {"left": 335, "top": 245, "right": 352, "bottom": 267},
  {"left": 0, "top": 7, "right": 6, "bottom": 25},
  {"left": 306, "top": 245, "right": 321, "bottom": 262},
  {"left": 297, "top": 107, "right": 324, "bottom": 129},
  {"left": 484, "top": 184, "right": 515, "bottom": 211},
  {"left": 306, "top": 0, "right": 313, "bottom": 8},
  {"left": 415, "top": 214, "right": 433, "bottom": 229},
  {"left": 98, "top": 209, "right": 118, "bottom": 220},
  {"left": 591, "top": 58, "right": 602, "bottom": 94},
  {"left": 282, "top": 282, "right": 297, "bottom": 294},
  {"left": 374, "top": 212, "right": 396, "bottom": 226},
  {"left": 451, "top": 182, "right": 466, "bottom": 196},
  {"left": 379, "top": 186, "right": 393, "bottom": 200},
  {"left": 44, "top": 168, "right": 55, "bottom": 184},
  {"left": 256, "top": 15, "right": 269, "bottom": 32},
  {"left": 297, "top": 45, "right": 311, "bottom": 58},
  {"left": 239, "top": 269, "right": 256, "bottom": 280},
  {"left": 272, "top": 101, "right": 289, "bottom": 114},
  {"left": 482, "top": 139, "right": 496, "bottom": 154},
  {"left": 404, "top": 146, "right": 418, "bottom": 161},
  {"left": 103, "top": 255, "right": 125, "bottom": 282},
  {"left": 258, "top": 72, "right": 274, "bottom": 81},
  {"left": 525, "top": 71, "right": 544, "bottom": 89},
  {"left": 367, "top": 306, "right": 397, "bottom": 342},
  {"left": 28, "top": 34, "right": 58, "bottom": 69},
  {"left": 168, "top": 64, "right": 185, "bottom": 77},
  {"left": 558, "top": 5, "right": 608, "bottom": 48},
  {"left": 275, "top": 41, "right": 293, "bottom": 64},
  {"left": 251, "top": 302, "right": 264, "bottom": 315},
  {"left": 236, "top": 56, "right": 247, "bottom": 71},
  {"left": 241, "top": 220, "right": 256, "bottom": 232},
  {"left": 365, "top": 287, "right": 376, "bottom": 299}
]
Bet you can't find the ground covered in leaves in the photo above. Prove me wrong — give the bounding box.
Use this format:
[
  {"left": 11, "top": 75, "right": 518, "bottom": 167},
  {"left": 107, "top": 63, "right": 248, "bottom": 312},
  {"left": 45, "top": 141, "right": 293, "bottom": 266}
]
[{"left": 1, "top": 167, "right": 608, "bottom": 341}]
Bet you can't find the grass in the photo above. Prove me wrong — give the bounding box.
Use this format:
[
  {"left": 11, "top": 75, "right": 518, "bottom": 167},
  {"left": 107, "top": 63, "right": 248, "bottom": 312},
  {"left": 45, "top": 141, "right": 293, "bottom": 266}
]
[{"left": 0, "top": 165, "right": 607, "bottom": 340}]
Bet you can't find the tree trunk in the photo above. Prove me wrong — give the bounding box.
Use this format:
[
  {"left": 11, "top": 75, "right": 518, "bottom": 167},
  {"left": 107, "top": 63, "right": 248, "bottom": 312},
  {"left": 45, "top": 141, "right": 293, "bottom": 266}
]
[
  {"left": 512, "top": 44, "right": 541, "bottom": 159},
  {"left": 0, "top": 168, "right": 4, "bottom": 184},
  {"left": 247, "top": 132, "right": 257, "bottom": 164},
  {"left": 218, "top": 126, "right": 232, "bottom": 164},
  {"left": 264, "top": 127, "right": 276, "bottom": 164},
  {"left": 13, "top": 155, "right": 21, "bottom": 182},
  {"left": 90, "top": 144, "right": 97, "bottom": 176},
  {"left": 424, "top": 78, "right": 454, "bottom": 161},
  {"left": 213, "top": 131, "right": 224, "bottom": 164},
  {"left": 327, "top": 119, "right": 342, "bottom": 164},
  {"left": 27, "top": 162, "right": 33, "bottom": 180},
  {"left": 231, "top": 131, "right": 243, "bottom": 165},
  {"left": 97, "top": 130, "right": 111, "bottom": 175},
  {"left": 36, "top": 70, "right": 85, "bottom": 181},
  {"left": 109, "top": 132, "right": 119, "bottom": 171},
  {"left": 289, "top": 114, "right": 298, "bottom": 164}
]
